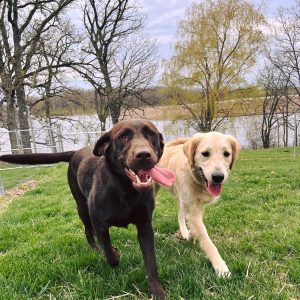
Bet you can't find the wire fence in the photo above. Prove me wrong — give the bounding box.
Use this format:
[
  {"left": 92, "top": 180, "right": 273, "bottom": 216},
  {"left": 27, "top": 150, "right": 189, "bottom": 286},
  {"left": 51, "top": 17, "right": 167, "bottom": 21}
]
[
  {"left": 0, "top": 126, "right": 102, "bottom": 170},
  {"left": 1, "top": 113, "right": 299, "bottom": 171}
]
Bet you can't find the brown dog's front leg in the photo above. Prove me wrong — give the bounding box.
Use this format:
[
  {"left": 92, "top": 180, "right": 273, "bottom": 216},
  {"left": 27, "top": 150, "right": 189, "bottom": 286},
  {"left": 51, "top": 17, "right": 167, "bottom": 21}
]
[
  {"left": 92, "top": 220, "right": 120, "bottom": 267},
  {"left": 137, "top": 222, "right": 166, "bottom": 299},
  {"left": 98, "top": 229, "right": 120, "bottom": 267}
]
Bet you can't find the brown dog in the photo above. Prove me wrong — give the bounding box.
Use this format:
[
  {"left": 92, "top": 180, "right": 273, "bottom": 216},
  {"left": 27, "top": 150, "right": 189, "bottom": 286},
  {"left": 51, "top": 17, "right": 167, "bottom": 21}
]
[{"left": 0, "top": 119, "right": 175, "bottom": 299}]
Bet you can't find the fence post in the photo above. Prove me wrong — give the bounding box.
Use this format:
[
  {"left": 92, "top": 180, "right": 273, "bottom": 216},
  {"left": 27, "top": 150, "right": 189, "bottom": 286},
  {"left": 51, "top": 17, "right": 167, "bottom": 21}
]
[
  {"left": 294, "top": 113, "right": 296, "bottom": 158},
  {"left": 15, "top": 129, "right": 23, "bottom": 154},
  {"left": 46, "top": 120, "right": 57, "bottom": 153},
  {"left": 277, "top": 121, "right": 280, "bottom": 147},
  {"left": 27, "top": 108, "right": 37, "bottom": 153},
  {"left": 57, "top": 125, "right": 64, "bottom": 152},
  {"left": 0, "top": 175, "right": 4, "bottom": 195},
  {"left": 30, "top": 127, "right": 37, "bottom": 153}
]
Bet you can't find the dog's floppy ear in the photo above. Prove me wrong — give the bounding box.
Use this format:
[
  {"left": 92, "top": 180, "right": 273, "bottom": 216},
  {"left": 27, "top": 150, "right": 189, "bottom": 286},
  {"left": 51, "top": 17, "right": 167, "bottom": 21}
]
[
  {"left": 183, "top": 135, "right": 201, "bottom": 167},
  {"left": 229, "top": 136, "right": 240, "bottom": 169},
  {"left": 93, "top": 131, "right": 111, "bottom": 156},
  {"left": 158, "top": 132, "right": 164, "bottom": 158}
]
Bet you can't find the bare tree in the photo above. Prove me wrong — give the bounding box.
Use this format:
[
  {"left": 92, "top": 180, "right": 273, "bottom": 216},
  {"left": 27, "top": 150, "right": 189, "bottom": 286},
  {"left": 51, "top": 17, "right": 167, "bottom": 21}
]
[
  {"left": 268, "top": 1, "right": 300, "bottom": 101},
  {"left": 28, "top": 18, "right": 82, "bottom": 151},
  {"left": 259, "top": 64, "right": 291, "bottom": 148},
  {"left": 0, "top": 0, "right": 75, "bottom": 153},
  {"left": 77, "top": 0, "right": 158, "bottom": 125},
  {"left": 262, "top": 0, "right": 300, "bottom": 147}
]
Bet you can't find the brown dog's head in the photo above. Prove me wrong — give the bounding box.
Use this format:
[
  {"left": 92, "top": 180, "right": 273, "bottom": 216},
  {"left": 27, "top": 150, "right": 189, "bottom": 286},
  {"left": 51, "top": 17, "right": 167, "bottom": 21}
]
[
  {"left": 183, "top": 132, "right": 240, "bottom": 197},
  {"left": 93, "top": 119, "right": 165, "bottom": 190}
]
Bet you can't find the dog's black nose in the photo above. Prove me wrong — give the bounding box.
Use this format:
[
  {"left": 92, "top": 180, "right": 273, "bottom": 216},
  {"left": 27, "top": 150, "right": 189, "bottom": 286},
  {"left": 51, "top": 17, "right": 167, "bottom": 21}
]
[
  {"left": 136, "top": 150, "right": 151, "bottom": 160},
  {"left": 212, "top": 172, "right": 224, "bottom": 184}
]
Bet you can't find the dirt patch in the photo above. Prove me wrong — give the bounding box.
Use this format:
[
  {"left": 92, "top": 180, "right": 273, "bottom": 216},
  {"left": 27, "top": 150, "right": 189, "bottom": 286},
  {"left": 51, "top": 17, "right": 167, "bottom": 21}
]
[{"left": 0, "top": 180, "right": 38, "bottom": 213}]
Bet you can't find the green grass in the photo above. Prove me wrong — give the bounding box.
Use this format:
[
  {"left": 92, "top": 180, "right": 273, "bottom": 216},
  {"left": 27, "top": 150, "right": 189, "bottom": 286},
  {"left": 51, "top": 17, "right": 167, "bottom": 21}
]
[
  {"left": 0, "top": 148, "right": 299, "bottom": 299},
  {"left": 0, "top": 165, "right": 54, "bottom": 190}
]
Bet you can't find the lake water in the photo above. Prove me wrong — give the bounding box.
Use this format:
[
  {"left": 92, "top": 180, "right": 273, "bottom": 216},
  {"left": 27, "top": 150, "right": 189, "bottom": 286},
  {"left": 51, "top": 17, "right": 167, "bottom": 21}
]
[{"left": 0, "top": 113, "right": 298, "bottom": 155}]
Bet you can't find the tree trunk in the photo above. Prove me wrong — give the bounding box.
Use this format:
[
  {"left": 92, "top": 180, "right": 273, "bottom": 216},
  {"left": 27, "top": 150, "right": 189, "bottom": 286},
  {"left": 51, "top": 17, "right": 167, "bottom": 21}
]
[
  {"left": 94, "top": 90, "right": 108, "bottom": 131},
  {"left": 282, "top": 113, "right": 288, "bottom": 147},
  {"left": 6, "top": 93, "right": 19, "bottom": 154},
  {"left": 262, "top": 131, "right": 270, "bottom": 148},
  {"left": 16, "top": 86, "right": 32, "bottom": 154},
  {"left": 261, "top": 116, "right": 271, "bottom": 148},
  {"left": 110, "top": 100, "right": 120, "bottom": 124},
  {"left": 102, "top": 67, "right": 120, "bottom": 124}
]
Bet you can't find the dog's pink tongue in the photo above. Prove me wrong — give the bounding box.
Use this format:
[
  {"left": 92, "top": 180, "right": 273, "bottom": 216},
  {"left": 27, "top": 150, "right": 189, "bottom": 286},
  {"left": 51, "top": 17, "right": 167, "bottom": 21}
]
[
  {"left": 207, "top": 183, "right": 222, "bottom": 197},
  {"left": 147, "top": 165, "right": 175, "bottom": 187}
]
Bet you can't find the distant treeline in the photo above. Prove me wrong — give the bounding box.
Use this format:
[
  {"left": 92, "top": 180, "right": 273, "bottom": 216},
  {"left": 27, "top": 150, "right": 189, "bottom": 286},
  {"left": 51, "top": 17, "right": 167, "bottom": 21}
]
[
  {"left": 30, "top": 86, "right": 267, "bottom": 117},
  {"left": 30, "top": 87, "right": 163, "bottom": 117}
]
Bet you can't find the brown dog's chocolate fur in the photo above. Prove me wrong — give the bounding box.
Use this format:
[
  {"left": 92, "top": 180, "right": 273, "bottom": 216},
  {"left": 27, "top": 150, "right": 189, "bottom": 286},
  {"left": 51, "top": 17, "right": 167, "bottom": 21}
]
[{"left": 0, "top": 119, "right": 166, "bottom": 299}]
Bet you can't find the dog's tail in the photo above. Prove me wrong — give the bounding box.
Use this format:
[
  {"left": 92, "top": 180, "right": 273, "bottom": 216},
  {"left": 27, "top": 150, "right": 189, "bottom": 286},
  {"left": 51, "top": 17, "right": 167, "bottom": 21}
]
[
  {"left": 0, "top": 151, "right": 75, "bottom": 165},
  {"left": 165, "top": 137, "right": 189, "bottom": 147}
]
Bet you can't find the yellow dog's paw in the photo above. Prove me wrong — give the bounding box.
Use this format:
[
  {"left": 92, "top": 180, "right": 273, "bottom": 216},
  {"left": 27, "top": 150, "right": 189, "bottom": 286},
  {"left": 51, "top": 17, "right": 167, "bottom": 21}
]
[
  {"left": 215, "top": 262, "right": 231, "bottom": 278},
  {"left": 175, "top": 230, "right": 191, "bottom": 240}
]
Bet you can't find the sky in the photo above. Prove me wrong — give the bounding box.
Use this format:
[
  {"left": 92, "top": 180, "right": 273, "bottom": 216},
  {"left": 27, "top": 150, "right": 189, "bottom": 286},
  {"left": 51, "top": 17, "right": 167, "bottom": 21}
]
[
  {"left": 138, "top": 0, "right": 296, "bottom": 82},
  {"left": 70, "top": 0, "right": 296, "bottom": 89}
]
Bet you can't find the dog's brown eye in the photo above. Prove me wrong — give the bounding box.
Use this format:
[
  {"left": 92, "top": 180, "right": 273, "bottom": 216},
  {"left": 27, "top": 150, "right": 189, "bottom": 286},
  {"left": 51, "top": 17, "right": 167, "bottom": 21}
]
[
  {"left": 148, "top": 131, "right": 155, "bottom": 137},
  {"left": 224, "top": 151, "right": 230, "bottom": 157},
  {"left": 119, "top": 135, "right": 127, "bottom": 141},
  {"left": 202, "top": 151, "right": 210, "bottom": 157}
]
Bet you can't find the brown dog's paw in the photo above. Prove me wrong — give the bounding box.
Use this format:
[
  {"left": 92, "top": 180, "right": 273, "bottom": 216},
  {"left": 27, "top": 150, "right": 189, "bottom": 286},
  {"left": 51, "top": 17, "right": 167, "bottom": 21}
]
[
  {"left": 149, "top": 281, "right": 166, "bottom": 299},
  {"left": 107, "top": 247, "right": 120, "bottom": 267}
]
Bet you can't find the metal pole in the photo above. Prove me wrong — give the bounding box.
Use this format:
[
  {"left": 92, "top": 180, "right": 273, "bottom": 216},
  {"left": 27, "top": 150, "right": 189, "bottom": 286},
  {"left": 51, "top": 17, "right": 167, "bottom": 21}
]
[
  {"left": 0, "top": 175, "right": 4, "bottom": 195},
  {"left": 294, "top": 112, "right": 297, "bottom": 158},
  {"left": 15, "top": 128, "right": 23, "bottom": 154},
  {"left": 46, "top": 119, "right": 56, "bottom": 153},
  {"left": 277, "top": 120, "right": 280, "bottom": 147},
  {"left": 27, "top": 105, "right": 37, "bottom": 153},
  {"left": 57, "top": 125, "right": 64, "bottom": 152}
]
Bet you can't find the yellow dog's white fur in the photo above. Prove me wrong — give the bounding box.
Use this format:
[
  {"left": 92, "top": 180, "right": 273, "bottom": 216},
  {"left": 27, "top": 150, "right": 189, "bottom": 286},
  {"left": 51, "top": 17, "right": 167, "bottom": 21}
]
[{"left": 158, "top": 132, "right": 240, "bottom": 277}]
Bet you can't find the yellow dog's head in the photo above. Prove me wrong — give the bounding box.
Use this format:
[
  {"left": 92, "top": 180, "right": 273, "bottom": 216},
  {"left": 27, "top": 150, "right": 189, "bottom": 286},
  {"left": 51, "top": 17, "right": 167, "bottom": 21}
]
[{"left": 183, "top": 132, "right": 240, "bottom": 197}]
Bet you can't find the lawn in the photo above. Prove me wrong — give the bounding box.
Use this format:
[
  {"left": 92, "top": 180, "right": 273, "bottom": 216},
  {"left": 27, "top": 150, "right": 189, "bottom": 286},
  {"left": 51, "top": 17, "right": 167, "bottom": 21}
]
[
  {"left": 0, "top": 164, "right": 54, "bottom": 190},
  {"left": 0, "top": 148, "right": 299, "bottom": 300}
]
